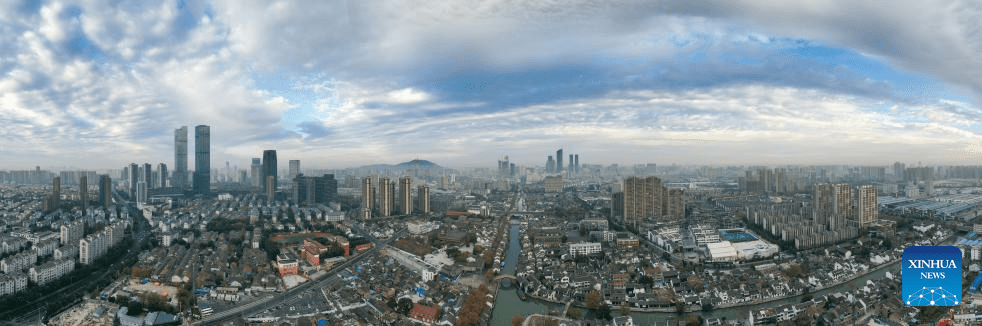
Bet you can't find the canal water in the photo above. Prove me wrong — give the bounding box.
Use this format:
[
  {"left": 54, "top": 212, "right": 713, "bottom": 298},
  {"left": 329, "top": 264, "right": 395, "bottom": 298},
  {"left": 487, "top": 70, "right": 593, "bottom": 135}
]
[{"left": 490, "top": 223, "right": 903, "bottom": 325}]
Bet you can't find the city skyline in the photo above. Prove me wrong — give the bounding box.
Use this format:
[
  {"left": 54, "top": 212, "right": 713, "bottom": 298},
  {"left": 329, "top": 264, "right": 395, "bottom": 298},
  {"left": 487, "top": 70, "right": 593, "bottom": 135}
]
[{"left": 1, "top": 1, "right": 981, "bottom": 169}]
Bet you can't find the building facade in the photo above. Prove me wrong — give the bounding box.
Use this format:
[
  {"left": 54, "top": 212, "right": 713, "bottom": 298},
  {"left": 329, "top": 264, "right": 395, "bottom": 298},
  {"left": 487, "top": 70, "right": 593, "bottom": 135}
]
[
  {"left": 193, "top": 125, "right": 210, "bottom": 194},
  {"left": 173, "top": 126, "right": 188, "bottom": 189}
]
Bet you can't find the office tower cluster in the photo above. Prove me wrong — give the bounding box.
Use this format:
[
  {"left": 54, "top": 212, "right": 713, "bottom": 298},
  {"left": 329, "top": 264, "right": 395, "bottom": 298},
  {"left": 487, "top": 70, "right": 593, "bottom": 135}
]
[
  {"left": 291, "top": 173, "right": 338, "bottom": 206},
  {"left": 497, "top": 156, "right": 516, "bottom": 177},
  {"left": 360, "top": 175, "right": 429, "bottom": 218},
  {"left": 545, "top": 148, "right": 580, "bottom": 175},
  {"left": 617, "top": 176, "right": 685, "bottom": 229}
]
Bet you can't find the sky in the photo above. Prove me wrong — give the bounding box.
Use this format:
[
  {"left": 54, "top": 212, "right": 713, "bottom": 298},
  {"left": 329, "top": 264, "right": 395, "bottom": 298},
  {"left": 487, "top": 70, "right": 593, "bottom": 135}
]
[{"left": 1, "top": 0, "right": 982, "bottom": 170}]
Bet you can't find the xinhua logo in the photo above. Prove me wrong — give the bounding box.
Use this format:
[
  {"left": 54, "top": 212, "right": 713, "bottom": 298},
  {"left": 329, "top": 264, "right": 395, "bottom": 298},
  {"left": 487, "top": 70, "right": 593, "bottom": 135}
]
[{"left": 902, "top": 246, "right": 962, "bottom": 306}]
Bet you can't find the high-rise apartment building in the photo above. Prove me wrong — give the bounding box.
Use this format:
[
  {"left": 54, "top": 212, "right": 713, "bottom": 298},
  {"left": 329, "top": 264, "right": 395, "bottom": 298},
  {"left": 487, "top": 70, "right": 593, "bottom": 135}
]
[
  {"left": 262, "top": 150, "right": 277, "bottom": 199},
  {"left": 814, "top": 183, "right": 853, "bottom": 230},
  {"left": 52, "top": 176, "right": 61, "bottom": 209},
  {"left": 417, "top": 185, "right": 430, "bottom": 214},
  {"left": 623, "top": 176, "right": 662, "bottom": 229},
  {"left": 79, "top": 175, "right": 88, "bottom": 213},
  {"left": 379, "top": 177, "right": 393, "bottom": 217},
  {"left": 157, "top": 163, "right": 168, "bottom": 188},
  {"left": 662, "top": 188, "right": 685, "bottom": 218},
  {"left": 361, "top": 177, "right": 374, "bottom": 219},
  {"left": 834, "top": 183, "right": 853, "bottom": 219},
  {"left": 857, "top": 185, "right": 878, "bottom": 228},
  {"left": 99, "top": 175, "right": 112, "bottom": 210},
  {"left": 173, "top": 126, "right": 188, "bottom": 189},
  {"left": 399, "top": 176, "right": 413, "bottom": 215},
  {"left": 193, "top": 125, "right": 210, "bottom": 194}
]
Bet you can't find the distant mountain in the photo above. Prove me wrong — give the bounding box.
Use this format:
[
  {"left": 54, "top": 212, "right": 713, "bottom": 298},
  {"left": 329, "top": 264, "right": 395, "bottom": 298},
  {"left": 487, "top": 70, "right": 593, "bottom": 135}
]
[
  {"left": 395, "top": 159, "right": 442, "bottom": 169},
  {"left": 354, "top": 159, "right": 448, "bottom": 174}
]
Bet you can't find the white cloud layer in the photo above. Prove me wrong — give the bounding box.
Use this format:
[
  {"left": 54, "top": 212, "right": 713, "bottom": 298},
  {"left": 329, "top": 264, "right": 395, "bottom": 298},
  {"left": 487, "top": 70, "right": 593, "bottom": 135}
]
[{"left": 0, "top": 0, "right": 980, "bottom": 169}]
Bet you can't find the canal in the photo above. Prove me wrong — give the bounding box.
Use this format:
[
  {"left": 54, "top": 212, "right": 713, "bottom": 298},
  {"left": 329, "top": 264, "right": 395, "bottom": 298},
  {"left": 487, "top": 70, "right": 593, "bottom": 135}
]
[{"left": 490, "top": 223, "right": 903, "bottom": 324}]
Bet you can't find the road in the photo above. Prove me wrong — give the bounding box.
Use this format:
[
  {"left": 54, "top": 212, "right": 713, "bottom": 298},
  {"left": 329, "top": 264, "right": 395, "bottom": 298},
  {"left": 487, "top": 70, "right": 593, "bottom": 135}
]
[{"left": 192, "top": 228, "right": 404, "bottom": 325}]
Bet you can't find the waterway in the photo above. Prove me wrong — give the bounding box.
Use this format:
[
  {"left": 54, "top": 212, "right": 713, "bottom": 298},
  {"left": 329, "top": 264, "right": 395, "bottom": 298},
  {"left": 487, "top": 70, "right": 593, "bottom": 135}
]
[{"left": 490, "top": 223, "right": 904, "bottom": 325}]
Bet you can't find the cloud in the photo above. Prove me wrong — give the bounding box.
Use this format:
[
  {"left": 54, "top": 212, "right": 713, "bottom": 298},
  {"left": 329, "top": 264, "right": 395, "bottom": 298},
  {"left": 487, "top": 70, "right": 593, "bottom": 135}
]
[{"left": 1, "top": 0, "right": 981, "bottom": 169}]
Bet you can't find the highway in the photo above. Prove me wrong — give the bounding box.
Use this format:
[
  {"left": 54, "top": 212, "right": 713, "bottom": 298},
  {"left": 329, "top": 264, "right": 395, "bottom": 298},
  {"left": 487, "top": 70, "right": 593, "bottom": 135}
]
[{"left": 192, "top": 228, "right": 403, "bottom": 325}]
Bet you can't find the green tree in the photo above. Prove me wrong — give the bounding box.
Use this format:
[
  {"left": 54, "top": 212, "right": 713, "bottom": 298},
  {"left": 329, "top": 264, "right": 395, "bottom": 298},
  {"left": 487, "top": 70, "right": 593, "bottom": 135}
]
[
  {"left": 597, "top": 303, "right": 612, "bottom": 320},
  {"left": 397, "top": 298, "right": 414, "bottom": 315}
]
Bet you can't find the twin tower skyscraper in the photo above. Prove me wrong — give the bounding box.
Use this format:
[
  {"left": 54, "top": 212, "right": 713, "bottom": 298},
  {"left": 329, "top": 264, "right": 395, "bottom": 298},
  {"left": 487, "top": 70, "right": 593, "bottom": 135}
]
[{"left": 174, "top": 125, "right": 210, "bottom": 194}]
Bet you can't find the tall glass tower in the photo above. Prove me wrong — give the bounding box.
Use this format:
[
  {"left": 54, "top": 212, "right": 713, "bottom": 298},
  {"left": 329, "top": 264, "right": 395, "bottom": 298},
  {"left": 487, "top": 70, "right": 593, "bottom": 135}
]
[
  {"left": 262, "top": 150, "right": 277, "bottom": 199},
  {"left": 194, "top": 125, "right": 210, "bottom": 194},
  {"left": 173, "top": 126, "right": 188, "bottom": 189}
]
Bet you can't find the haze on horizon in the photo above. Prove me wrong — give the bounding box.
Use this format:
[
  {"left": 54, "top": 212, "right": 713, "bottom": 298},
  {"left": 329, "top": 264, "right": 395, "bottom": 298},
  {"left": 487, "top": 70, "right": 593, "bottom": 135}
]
[{"left": 1, "top": 1, "right": 981, "bottom": 170}]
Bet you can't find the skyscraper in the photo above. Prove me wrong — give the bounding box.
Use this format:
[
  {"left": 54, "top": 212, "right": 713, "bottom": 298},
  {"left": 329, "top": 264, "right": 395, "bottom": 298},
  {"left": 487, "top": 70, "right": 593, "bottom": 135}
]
[
  {"left": 417, "top": 185, "right": 430, "bottom": 214},
  {"left": 262, "top": 150, "right": 277, "bottom": 199},
  {"left": 546, "top": 156, "right": 555, "bottom": 174},
  {"left": 569, "top": 154, "right": 574, "bottom": 176},
  {"left": 574, "top": 154, "right": 579, "bottom": 174},
  {"left": 99, "top": 175, "right": 112, "bottom": 210},
  {"left": 173, "top": 126, "right": 188, "bottom": 189},
  {"left": 194, "top": 125, "right": 210, "bottom": 195},
  {"left": 379, "top": 177, "right": 393, "bottom": 217},
  {"left": 556, "top": 149, "right": 564, "bottom": 173},
  {"left": 251, "top": 158, "right": 261, "bottom": 188},
  {"left": 361, "top": 177, "right": 374, "bottom": 219},
  {"left": 399, "top": 176, "right": 413, "bottom": 215},
  {"left": 45, "top": 176, "right": 61, "bottom": 212},
  {"left": 143, "top": 163, "right": 153, "bottom": 189},
  {"left": 129, "top": 163, "right": 138, "bottom": 199},
  {"left": 292, "top": 174, "right": 338, "bottom": 206},
  {"left": 79, "top": 175, "right": 88, "bottom": 213},
  {"left": 857, "top": 185, "right": 878, "bottom": 228},
  {"left": 136, "top": 181, "right": 147, "bottom": 203},
  {"left": 288, "top": 160, "right": 300, "bottom": 181},
  {"left": 623, "top": 176, "right": 662, "bottom": 229},
  {"left": 157, "top": 163, "right": 168, "bottom": 188}
]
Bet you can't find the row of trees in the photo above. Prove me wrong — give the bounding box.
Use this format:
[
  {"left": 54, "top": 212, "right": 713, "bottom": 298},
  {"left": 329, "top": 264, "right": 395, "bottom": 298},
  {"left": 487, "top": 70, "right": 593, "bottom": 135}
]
[{"left": 456, "top": 284, "right": 489, "bottom": 326}]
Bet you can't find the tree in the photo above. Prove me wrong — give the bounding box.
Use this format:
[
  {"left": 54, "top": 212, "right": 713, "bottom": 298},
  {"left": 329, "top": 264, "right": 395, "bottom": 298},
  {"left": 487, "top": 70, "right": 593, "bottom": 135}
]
[
  {"left": 585, "top": 291, "right": 601, "bottom": 311},
  {"left": 686, "top": 275, "right": 703, "bottom": 291},
  {"left": 620, "top": 303, "right": 631, "bottom": 316},
  {"left": 596, "top": 303, "right": 612, "bottom": 320},
  {"left": 566, "top": 307, "right": 582, "bottom": 320},
  {"left": 386, "top": 297, "right": 398, "bottom": 309},
  {"left": 512, "top": 315, "right": 525, "bottom": 326},
  {"left": 126, "top": 300, "right": 144, "bottom": 316},
  {"left": 639, "top": 275, "right": 654, "bottom": 286},
  {"left": 397, "top": 298, "right": 414, "bottom": 315}
]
